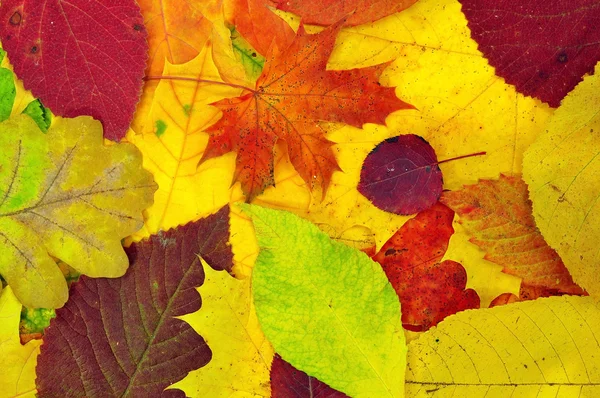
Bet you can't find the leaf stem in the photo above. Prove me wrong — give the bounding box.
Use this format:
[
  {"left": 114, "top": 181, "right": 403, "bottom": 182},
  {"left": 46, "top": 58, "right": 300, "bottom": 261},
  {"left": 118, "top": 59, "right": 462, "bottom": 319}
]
[
  {"left": 144, "top": 75, "right": 257, "bottom": 94},
  {"left": 437, "top": 151, "right": 486, "bottom": 165}
]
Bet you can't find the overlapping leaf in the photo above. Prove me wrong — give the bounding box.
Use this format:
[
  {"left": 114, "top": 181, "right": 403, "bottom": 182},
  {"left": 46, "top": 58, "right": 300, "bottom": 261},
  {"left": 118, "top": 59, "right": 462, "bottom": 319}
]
[
  {"left": 406, "top": 296, "right": 600, "bottom": 396},
  {"left": 35, "top": 208, "right": 232, "bottom": 397},
  {"left": 0, "top": 115, "right": 155, "bottom": 308},
  {"left": 203, "top": 19, "right": 411, "bottom": 200},
  {"left": 460, "top": 0, "right": 600, "bottom": 106},
  {"left": 0, "top": 0, "right": 148, "bottom": 140},
  {"left": 441, "top": 175, "right": 583, "bottom": 294},
  {"left": 524, "top": 62, "right": 600, "bottom": 296},
  {"left": 373, "top": 203, "right": 480, "bottom": 331},
  {"left": 244, "top": 204, "right": 405, "bottom": 398}
]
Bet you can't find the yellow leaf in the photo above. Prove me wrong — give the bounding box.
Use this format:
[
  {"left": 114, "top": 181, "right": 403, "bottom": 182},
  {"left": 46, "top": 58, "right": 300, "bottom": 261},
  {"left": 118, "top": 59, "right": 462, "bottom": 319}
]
[
  {"left": 127, "top": 44, "right": 243, "bottom": 243},
  {"left": 0, "top": 287, "right": 40, "bottom": 398},
  {"left": 0, "top": 115, "right": 156, "bottom": 308},
  {"left": 172, "top": 260, "right": 273, "bottom": 397},
  {"left": 406, "top": 295, "right": 600, "bottom": 396},
  {"left": 523, "top": 62, "right": 600, "bottom": 296}
]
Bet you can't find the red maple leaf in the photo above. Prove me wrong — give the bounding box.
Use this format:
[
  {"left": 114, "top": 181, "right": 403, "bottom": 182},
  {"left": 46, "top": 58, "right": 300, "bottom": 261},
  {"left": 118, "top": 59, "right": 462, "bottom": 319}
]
[
  {"left": 202, "top": 19, "right": 411, "bottom": 200},
  {"left": 372, "top": 202, "right": 480, "bottom": 332}
]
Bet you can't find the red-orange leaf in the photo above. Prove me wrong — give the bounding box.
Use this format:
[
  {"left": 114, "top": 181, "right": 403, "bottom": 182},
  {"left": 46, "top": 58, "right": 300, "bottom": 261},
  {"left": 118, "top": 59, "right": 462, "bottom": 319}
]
[
  {"left": 203, "top": 20, "right": 411, "bottom": 200},
  {"left": 373, "top": 202, "right": 480, "bottom": 332},
  {"left": 273, "top": 0, "right": 418, "bottom": 27},
  {"left": 440, "top": 174, "right": 583, "bottom": 294}
]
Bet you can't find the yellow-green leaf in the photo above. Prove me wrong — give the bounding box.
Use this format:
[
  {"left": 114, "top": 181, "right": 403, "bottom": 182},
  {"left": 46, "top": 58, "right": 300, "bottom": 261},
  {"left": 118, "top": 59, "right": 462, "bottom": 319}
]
[
  {"left": 406, "top": 295, "right": 600, "bottom": 396},
  {"left": 523, "top": 62, "right": 600, "bottom": 296},
  {"left": 172, "top": 260, "right": 273, "bottom": 397},
  {"left": 0, "top": 115, "right": 156, "bottom": 308},
  {"left": 243, "top": 204, "right": 406, "bottom": 398},
  {"left": 0, "top": 286, "right": 40, "bottom": 398}
]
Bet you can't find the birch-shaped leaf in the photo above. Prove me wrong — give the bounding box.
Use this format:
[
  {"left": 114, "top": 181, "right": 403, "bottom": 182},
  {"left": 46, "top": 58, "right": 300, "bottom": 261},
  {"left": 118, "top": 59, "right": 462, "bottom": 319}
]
[
  {"left": 243, "top": 204, "right": 405, "bottom": 398},
  {"left": 406, "top": 295, "right": 600, "bottom": 397},
  {"left": 0, "top": 115, "right": 156, "bottom": 308}
]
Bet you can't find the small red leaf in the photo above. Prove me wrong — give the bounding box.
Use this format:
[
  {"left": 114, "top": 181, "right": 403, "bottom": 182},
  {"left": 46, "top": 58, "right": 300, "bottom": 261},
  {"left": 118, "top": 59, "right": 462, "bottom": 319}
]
[
  {"left": 373, "top": 202, "right": 480, "bottom": 331},
  {"left": 35, "top": 207, "right": 233, "bottom": 397},
  {"left": 460, "top": 0, "right": 600, "bottom": 107},
  {"left": 358, "top": 135, "right": 443, "bottom": 215},
  {"left": 0, "top": 0, "right": 148, "bottom": 140},
  {"left": 271, "top": 355, "right": 349, "bottom": 398}
]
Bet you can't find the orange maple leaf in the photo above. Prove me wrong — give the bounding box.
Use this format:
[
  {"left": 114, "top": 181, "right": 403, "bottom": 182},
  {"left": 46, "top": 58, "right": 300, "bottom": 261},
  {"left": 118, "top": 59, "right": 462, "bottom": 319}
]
[{"left": 202, "top": 20, "right": 412, "bottom": 200}]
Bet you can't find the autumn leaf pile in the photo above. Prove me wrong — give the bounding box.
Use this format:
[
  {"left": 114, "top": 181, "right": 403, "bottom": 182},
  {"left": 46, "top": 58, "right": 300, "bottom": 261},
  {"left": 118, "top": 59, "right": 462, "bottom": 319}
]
[{"left": 0, "top": 0, "right": 599, "bottom": 397}]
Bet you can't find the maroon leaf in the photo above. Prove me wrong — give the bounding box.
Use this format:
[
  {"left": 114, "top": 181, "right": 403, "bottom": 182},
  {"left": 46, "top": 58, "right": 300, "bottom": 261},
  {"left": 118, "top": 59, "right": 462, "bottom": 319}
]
[
  {"left": 36, "top": 207, "right": 233, "bottom": 397},
  {"left": 460, "top": 0, "right": 600, "bottom": 107},
  {"left": 0, "top": 0, "right": 148, "bottom": 140},
  {"left": 271, "top": 355, "right": 349, "bottom": 398},
  {"left": 358, "top": 135, "right": 443, "bottom": 215},
  {"left": 372, "top": 202, "right": 480, "bottom": 331}
]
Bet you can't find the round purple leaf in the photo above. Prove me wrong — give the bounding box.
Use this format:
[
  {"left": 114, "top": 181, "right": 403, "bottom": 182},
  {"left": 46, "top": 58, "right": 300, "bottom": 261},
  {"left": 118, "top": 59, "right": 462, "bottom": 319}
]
[{"left": 358, "top": 135, "right": 443, "bottom": 215}]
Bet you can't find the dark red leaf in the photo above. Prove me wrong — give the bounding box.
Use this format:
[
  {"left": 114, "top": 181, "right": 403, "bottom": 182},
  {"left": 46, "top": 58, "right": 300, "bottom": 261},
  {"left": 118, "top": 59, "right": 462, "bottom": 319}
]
[
  {"left": 0, "top": 0, "right": 148, "bottom": 140},
  {"left": 36, "top": 207, "right": 233, "bottom": 397},
  {"left": 460, "top": 0, "right": 600, "bottom": 107},
  {"left": 271, "top": 355, "right": 349, "bottom": 398},
  {"left": 358, "top": 135, "right": 443, "bottom": 215},
  {"left": 373, "top": 202, "right": 480, "bottom": 331}
]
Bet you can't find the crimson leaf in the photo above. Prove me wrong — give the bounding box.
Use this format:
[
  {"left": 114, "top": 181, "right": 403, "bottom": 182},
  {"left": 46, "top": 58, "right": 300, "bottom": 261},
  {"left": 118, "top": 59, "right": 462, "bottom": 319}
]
[
  {"left": 0, "top": 0, "right": 148, "bottom": 140},
  {"left": 35, "top": 207, "right": 233, "bottom": 397}
]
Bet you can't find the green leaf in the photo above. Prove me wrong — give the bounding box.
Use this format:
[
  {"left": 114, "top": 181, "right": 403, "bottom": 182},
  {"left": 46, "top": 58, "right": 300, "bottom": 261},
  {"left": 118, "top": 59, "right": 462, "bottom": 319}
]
[
  {"left": 22, "top": 99, "right": 52, "bottom": 132},
  {"left": 231, "top": 27, "right": 265, "bottom": 82},
  {"left": 242, "top": 204, "right": 406, "bottom": 398},
  {"left": 0, "top": 48, "right": 16, "bottom": 123}
]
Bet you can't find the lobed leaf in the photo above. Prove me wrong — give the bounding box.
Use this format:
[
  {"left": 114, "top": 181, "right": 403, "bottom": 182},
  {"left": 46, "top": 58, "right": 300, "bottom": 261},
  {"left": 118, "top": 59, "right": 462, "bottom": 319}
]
[{"left": 0, "top": 115, "right": 156, "bottom": 308}]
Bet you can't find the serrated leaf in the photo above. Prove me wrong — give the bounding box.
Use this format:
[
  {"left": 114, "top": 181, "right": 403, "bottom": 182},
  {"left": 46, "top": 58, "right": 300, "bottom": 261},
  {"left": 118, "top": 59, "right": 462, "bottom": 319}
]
[
  {"left": 0, "top": 286, "right": 40, "bottom": 398},
  {"left": 0, "top": 115, "right": 156, "bottom": 308},
  {"left": 21, "top": 99, "right": 51, "bottom": 132},
  {"left": 406, "top": 295, "right": 600, "bottom": 396},
  {"left": 35, "top": 207, "right": 233, "bottom": 397},
  {"left": 243, "top": 204, "right": 406, "bottom": 398},
  {"left": 0, "top": 0, "right": 148, "bottom": 140},
  {"left": 523, "top": 62, "right": 600, "bottom": 296}
]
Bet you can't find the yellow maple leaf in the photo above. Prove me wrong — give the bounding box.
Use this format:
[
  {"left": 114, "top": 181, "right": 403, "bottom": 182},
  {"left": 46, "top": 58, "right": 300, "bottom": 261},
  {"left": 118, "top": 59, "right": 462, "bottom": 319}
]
[
  {"left": 523, "top": 62, "right": 600, "bottom": 297},
  {"left": 171, "top": 260, "right": 273, "bottom": 397},
  {"left": 0, "top": 287, "right": 40, "bottom": 398}
]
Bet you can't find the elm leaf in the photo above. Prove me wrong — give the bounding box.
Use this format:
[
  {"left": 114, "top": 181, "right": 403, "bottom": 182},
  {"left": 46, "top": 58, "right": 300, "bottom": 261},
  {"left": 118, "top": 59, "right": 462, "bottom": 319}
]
[
  {"left": 35, "top": 207, "right": 233, "bottom": 397},
  {"left": 243, "top": 204, "right": 406, "bottom": 398},
  {"left": 0, "top": 115, "right": 156, "bottom": 308}
]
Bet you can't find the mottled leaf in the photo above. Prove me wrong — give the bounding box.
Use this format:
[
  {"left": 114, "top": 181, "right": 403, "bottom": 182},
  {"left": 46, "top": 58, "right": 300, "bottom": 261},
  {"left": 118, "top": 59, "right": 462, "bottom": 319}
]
[{"left": 0, "top": 115, "right": 156, "bottom": 308}]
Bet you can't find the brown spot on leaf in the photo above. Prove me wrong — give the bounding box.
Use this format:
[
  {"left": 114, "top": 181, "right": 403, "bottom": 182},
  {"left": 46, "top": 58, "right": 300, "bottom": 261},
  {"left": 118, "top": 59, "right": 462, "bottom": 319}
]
[{"left": 9, "top": 11, "right": 22, "bottom": 26}]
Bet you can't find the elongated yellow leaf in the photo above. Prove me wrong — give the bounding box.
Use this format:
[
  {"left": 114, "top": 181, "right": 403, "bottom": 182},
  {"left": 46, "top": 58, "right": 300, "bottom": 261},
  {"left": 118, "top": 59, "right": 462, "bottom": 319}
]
[
  {"left": 523, "top": 63, "right": 600, "bottom": 296},
  {"left": 406, "top": 295, "right": 600, "bottom": 397}
]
